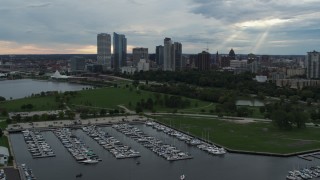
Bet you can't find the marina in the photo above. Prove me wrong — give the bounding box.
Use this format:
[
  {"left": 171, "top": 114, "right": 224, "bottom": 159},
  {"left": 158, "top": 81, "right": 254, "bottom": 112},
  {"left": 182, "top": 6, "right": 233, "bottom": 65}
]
[
  {"left": 112, "top": 124, "right": 192, "bottom": 161},
  {"left": 53, "top": 128, "right": 101, "bottom": 164},
  {"left": 82, "top": 125, "right": 141, "bottom": 159},
  {"left": 19, "top": 164, "right": 36, "bottom": 180},
  {"left": 7, "top": 123, "right": 320, "bottom": 180},
  {"left": 147, "top": 121, "right": 226, "bottom": 155},
  {"left": 22, "top": 130, "right": 55, "bottom": 159},
  {"left": 0, "top": 169, "right": 6, "bottom": 180},
  {"left": 286, "top": 166, "right": 320, "bottom": 179}
]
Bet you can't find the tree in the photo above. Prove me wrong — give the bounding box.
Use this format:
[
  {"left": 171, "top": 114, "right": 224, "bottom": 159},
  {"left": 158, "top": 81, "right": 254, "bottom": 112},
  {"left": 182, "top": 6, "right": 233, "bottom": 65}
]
[
  {"left": 66, "top": 110, "right": 75, "bottom": 120},
  {"left": 271, "top": 110, "right": 292, "bottom": 130},
  {"left": 259, "top": 106, "right": 266, "bottom": 114},
  {"left": 132, "top": 80, "right": 139, "bottom": 87},
  {"left": 292, "top": 111, "right": 308, "bottom": 129},
  {"left": 0, "top": 129, "right": 3, "bottom": 137},
  {"left": 0, "top": 96, "right": 5, "bottom": 102},
  {"left": 32, "top": 114, "right": 40, "bottom": 121},
  {"left": 237, "top": 107, "right": 250, "bottom": 117},
  {"left": 289, "top": 95, "right": 300, "bottom": 104},
  {"left": 306, "top": 98, "right": 313, "bottom": 106},
  {"left": 100, "top": 109, "right": 107, "bottom": 116},
  {"left": 6, "top": 118, "right": 12, "bottom": 124},
  {"left": 1, "top": 109, "right": 8, "bottom": 116},
  {"left": 58, "top": 111, "right": 65, "bottom": 119}
]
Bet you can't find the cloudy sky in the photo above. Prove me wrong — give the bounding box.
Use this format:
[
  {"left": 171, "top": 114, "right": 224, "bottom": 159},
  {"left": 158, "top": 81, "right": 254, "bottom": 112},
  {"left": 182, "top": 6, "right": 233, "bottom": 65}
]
[{"left": 0, "top": 0, "right": 320, "bottom": 55}]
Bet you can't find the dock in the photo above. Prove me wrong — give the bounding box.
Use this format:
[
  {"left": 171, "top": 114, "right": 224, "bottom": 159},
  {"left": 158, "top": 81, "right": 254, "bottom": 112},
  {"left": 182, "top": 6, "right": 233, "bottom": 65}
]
[{"left": 298, "top": 151, "right": 320, "bottom": 161}]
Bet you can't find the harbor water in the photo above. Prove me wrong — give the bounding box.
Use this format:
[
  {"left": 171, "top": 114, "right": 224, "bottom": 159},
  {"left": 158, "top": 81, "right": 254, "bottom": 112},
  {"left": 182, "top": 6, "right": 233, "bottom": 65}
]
[{"left": 9, "top": 124, "right": 320, "bottom": 180}]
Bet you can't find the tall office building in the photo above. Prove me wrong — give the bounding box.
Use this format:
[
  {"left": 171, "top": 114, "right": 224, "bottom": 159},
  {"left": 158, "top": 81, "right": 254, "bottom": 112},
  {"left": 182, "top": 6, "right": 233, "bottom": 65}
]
[
  {"left": 132, "top": 48, "right": 148, "bottom": 65},
  {"left": 163, "top": 38, "right": 174, "bottom": 71},
  {"left": 229, "top": 48, "right": 236, "bottom": 60},
  {"left": 113, "top": 32, "right": 127, "bottom": 71},
  {"left": 156, "top": 45, "right": 164, "bottom": 67},
  {"left": 97, "top": 33, "right": 111, "bottom": 69},
  {"left": 174, "top": 42, "right": 183, "bottom": 71},
  {"left": 196, "top": 51, "right": 211, "bottom": 71},
  {"left": 306, "top": 50, "right": 320, "bottom": 79}
]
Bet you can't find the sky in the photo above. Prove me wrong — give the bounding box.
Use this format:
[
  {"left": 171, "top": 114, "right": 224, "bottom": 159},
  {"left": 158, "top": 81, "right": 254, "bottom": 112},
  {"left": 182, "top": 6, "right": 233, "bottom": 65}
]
[{"left": 0, "top": 0, "right": 320, "bottom": 55}]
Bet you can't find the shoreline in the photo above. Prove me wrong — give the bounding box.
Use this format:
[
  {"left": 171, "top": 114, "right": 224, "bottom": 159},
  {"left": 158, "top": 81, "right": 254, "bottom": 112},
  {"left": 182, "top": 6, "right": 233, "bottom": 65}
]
[{"left": 6, "top": 116, "right": 320, "bottom": 158}]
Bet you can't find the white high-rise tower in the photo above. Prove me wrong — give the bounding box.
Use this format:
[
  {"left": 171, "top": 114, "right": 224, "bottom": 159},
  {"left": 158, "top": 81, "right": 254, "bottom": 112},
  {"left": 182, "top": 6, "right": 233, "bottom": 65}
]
[
  {"left": 163, "top": 37, "right": 173, "bottom": 71},
  {"left": 97, "top": 33, "right": 111, "bottom": 69},
  {"left": 306, "top": 50, "right": 320, "bottom": 79}
]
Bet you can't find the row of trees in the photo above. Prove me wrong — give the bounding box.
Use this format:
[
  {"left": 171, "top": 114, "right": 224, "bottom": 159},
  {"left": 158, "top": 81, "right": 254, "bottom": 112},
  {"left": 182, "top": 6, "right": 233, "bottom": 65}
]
[
  {"left": 133, "top": 94, "right": 192, "bottom": 113},
  {"left": 125, "top": 70, "right": 320, "bottom": 103},
  {"left": 8, "top": 110, "right": 76, "bottom": 123},
  {"left": 76, "top": 107, "right": 125, "bottom": 119}
]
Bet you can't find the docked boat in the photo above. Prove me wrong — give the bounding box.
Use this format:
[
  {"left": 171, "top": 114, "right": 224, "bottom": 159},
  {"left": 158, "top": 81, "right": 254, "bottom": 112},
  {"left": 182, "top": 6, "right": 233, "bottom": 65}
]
[{"left": 80, "top": 159, "right": 99, "bottom": 164}]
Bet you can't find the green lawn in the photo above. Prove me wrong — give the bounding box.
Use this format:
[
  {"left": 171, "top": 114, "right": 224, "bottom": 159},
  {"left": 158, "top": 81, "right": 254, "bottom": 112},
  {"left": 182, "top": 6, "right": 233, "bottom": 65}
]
[
  {"left": 0, "top": 96, "right": 59, "bottom": 112},
  {"left": 155, "top": 115, "right": 320, "bottom": 154},
  {"left": 68, "top": 87, "right": 211, "bottom": 113},
  {"left": 0, "top": 121, "right": 9, "bottom": 155}
]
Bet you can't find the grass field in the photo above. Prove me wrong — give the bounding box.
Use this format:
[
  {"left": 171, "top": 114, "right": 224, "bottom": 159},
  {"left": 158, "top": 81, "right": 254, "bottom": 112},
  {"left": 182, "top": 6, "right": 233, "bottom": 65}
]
[
  {"left": 154, "top": 115, "right": 320, "bottom": 154},
  {"left": 0, "top": 96, "right": 59, "bottom": 112},
  {"left": 68, "top": 87, "right": 211, "bottom": 112}
]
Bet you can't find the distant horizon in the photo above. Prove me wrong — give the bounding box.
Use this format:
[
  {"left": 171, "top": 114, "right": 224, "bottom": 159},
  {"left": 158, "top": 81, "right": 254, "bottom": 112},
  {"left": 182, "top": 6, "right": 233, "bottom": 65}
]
[
  {"left": 1, "top": 1, "right": 320, "bottom": 55},
  {"left": 0, "top": 53, "right": 309, "bottom": 56}
]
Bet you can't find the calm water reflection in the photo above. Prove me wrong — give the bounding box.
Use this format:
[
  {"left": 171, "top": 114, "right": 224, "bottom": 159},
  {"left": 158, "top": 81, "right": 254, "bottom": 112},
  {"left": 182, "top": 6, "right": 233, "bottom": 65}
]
[
  {"left": 0, "top": 79, "right": 91, "bottom": 100},
  {"left": 236, "top": 99, "right": 265, "bottom": 107},
  {"left": 10, "top": 125, "right": 319, "bottom": 180}
]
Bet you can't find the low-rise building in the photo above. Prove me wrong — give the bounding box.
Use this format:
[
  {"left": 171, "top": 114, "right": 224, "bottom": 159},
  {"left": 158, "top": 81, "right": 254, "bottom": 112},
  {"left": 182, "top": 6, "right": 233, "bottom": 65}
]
[
  {"left": 121, "top": 66, "right": 137, "bottom": 75},
  {"left": 276, "top": 79, "right": 320, "bottom": 89},
  {"left": 0, "top": 146, "right": 9, "bottom": 166},
  {"left": 286, "top": 68, "right": 306, "bottom": 78},
  {"left": 137, "top": 59, "right": 150, "bottom": 72}
]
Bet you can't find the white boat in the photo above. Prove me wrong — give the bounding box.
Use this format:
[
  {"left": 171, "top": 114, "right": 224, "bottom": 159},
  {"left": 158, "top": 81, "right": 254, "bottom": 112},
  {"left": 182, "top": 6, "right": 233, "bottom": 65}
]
[
  {"left": 180, "top": 174, "right": 185, "bottom": 180},
  {"left": 80, "top": 159, "right": 99, "bottom": 164}
]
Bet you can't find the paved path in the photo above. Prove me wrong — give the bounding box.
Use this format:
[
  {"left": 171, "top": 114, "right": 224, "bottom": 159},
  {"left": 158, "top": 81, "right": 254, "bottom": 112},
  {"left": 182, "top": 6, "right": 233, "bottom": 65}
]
[
  {"left": 146, "top": 112, "right": 272, "bottom": 123},
  {"left": 7, "top": 115, "right": 148, "bottom": 131},
  {"left": 118, "top": 105, "right": 135, "bottom": 114}
]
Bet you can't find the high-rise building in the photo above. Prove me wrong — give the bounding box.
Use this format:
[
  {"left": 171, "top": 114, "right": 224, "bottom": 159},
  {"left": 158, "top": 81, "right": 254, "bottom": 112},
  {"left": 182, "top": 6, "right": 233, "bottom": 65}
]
[
  {"left": 163, "top": 38, "right": 173, "bottom": 71},
  {"left": 113, "top": 32, "right": 127, "bottom": 71},
  {"left": 220, "top": 56, "right": 231, "bottom": 68},
  {"left": 196, "top": 51, "right": 211, "bottom": 71},
  {"left": 215, "top": 51, "right": 220, "bottom": 65},
  {"left": 70, "top": 56, "right": 86, "bottom": 72},
  {"left": 174, "top": 42, "right": 183, "bottom": 71},
  {"left": 132, "top": 47, "right": 148, "bottom": 66},
  {"left": 229, "top": 48, "right": 236, "bottom": 60},
  {"left": 97, "top": 33, "right": 111, "bottom": 69},
  {"left": 247, "top": 53, "right": 256, "bottom": 64},
  {"left": 306, "top": 50, "right": 320, "bottom": 79},
  {"left": 156, "top": 45, "right": 164, "bottom": 67}
]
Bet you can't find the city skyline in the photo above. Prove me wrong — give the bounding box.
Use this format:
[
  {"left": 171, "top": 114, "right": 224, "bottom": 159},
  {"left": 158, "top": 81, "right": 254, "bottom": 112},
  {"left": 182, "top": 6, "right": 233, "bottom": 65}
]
[{"left": 0, "top": 0, "right": 320, "bottom": 55}]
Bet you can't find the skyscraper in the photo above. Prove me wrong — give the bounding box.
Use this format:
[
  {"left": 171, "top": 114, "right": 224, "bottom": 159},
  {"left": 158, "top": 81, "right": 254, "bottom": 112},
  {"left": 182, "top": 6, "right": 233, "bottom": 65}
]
[
  {"left": 163, "top": 38, "right": 173, "bottom": 71},
  {"left": 97, "top": 33, "right": 111, "bottom": 69},
  {"left": 196, "top": 51, "right": 211, "bottom": 71},
  {"left": 113, "top": 32, "right": 127, "bottom": 71},
  {"left": 306, "top": 50, "right": 320, "bottom": 79},
  {"left": 174, "top": 42, "right": 183, "bottom": 71},
  {"left": 229, "top": 48, "right": 236, "bottom": 60},
  {"left": 132, "top": 47, "right": 148, "bottom": 65},
  {"left": 156, "top": 45, "right": 164, "bottom": 67}
]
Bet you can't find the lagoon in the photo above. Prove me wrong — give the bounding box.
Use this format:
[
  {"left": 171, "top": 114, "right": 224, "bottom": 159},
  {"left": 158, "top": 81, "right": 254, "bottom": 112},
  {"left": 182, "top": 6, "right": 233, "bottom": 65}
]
[
  {"left": 236, "top": 99, "right": 265, "bottom": 107},
  {"left": 0, "top": 79, "right": 91, "bottom": 100}
]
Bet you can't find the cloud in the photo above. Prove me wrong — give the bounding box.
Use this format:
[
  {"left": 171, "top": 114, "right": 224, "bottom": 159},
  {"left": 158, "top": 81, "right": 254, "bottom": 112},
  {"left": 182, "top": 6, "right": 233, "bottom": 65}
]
[
  {"left": 27, "top": 2, "right": 52, "bottom": 8},
  {"left": 0, "top": 0, "right": 319, "bottom": 55}
]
